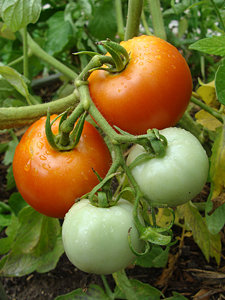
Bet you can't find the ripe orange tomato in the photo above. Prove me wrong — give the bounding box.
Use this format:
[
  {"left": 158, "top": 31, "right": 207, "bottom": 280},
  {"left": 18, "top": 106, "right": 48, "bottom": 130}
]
[
  {"left": 89, "top": 35, "right": 193, "bottom": 135},
  {"left": 13, "top": 115, "right": 111, "bottom": 218}
]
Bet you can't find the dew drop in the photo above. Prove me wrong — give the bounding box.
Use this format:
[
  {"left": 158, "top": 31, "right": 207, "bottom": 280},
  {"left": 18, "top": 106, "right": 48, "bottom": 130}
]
[
  {"left": 37, "top": 141, "right": 44, "bottom": 149},
  {"left": 24, "top": 159, "right": 31, "bottom": 171},
  {"left": 171, "top": 64, "right": 176, "bottom": 69},
  {"left": 42, "top": 163, "right": 51, "bottom": 170},
  {"left": 37, "top": 132, "right": 41, "bottom": 137},
  {"left": 40, "top": 155, "right": 47, "bottom": 160}
]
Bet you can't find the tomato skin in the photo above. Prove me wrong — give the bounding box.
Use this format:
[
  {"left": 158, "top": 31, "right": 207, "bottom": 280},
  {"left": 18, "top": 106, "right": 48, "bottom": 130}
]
[
  {"left": 13, "top": 116, "right": 111, "bottom": 218},
  {"left": 62, "top": 198, "right": 143, "bottom": 275},
  {"left": 127, "top": 128, "right": 209, "bottom": 207},
  {"left": 89, "top": 35, "right": 192, "bottom": 135}
]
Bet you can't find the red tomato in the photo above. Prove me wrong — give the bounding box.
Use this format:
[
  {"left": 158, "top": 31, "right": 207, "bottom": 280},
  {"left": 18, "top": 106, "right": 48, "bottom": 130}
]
[
  {"left": 13, "top": 115, "right": 111, "bottom": 218},
  {"left": 89, "top": 35, "right": 192, "bottom": 135}
]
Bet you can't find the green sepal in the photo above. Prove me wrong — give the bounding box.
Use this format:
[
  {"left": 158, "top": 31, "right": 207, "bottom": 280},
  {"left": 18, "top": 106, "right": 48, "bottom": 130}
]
[
  {"left": 128, "top": 153, "right": 155, "bottom": 170},
  {"left": 45, "top": 110, "right": 58, "bottom": 150},
  {"left": 69, "top": 111, "right": 87, "bottom": 148},
  {"left": 73, "top": 51, "right": 100, "bottom": 57},
  {"left": 140, "top": 226, "right": 172, "bottom": 246},
  {"left": 99, "top": 39, "right": 129, "bottom": 72},
  {"left": 128, "top": 228, "right": 151, "bottom": 257}
]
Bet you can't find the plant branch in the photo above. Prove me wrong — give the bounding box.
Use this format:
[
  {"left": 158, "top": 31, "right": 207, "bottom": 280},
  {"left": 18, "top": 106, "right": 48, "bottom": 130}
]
[
  {"left": 115, "top": 0, "right": 124, "bottom": 40},
  {"left": 124, "top": 0, "right": 144, "bottom": 40},
  {"left": 148, "top": 0, "right": 167, "bottom": 40},
  {"left": 0, "top": 91, "right": 79, "bottom": 129},
  {"left": 20, "top": 31, "right": 78, "bottom": 80},
  {"left": 141, "top": 11, "right": 152, "bottom": 36}
]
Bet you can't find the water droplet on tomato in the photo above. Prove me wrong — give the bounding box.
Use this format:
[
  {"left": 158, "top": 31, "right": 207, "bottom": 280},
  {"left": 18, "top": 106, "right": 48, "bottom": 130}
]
[
  {"left": 37, "top": 141, "right": 44, "bottom": 149},
  {"left": 40, "top": 155, "right": 47, "bottom": 160},
  {"left": 171, "top": 64, "right": 176, "bottom": 69},
  {"left": 37, "top": 132, "right": 42, "bottom": 137},
  {"left": 24, "top": 159, "right": 31, "bottom": 171},
  {"left": 42, "top": 163, "right": 51, "bottom": 170}
]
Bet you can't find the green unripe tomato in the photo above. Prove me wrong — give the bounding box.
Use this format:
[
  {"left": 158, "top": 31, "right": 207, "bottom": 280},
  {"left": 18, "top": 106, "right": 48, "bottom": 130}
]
[
  {"left": 62, "top": 198, "right": 143, "bottom": 275},
  {"left": 127, "top": 127, "right": 209, "bottom": 207}
]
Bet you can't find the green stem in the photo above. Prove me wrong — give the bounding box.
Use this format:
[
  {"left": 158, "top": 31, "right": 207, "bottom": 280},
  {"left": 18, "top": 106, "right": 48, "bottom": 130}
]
[
  {"left": 8, "top": 50, "right": 32, "bottom": 67},
  {"left": 210, "top": 0, "right": 225, "bottom": 32},
  {"left": 141, "top": 11, "right": 152, "bottom": 36},
  {"left": 115, "top": 0, "right": 124, "bottom": 40},
  {"left": 124, "top": 0, "right": 144, "bottom": 40},
  {"left": 101, "top": 275, "right": 114, "bottom": 300},
  {"left": 0, "top": 91, "right": 79, "bottom": 129},
  {"left": 23, "top": 26, "right": 29, "bottom": 79},
  {"left": 148, "top": 0, "right": 167, "bottom": 40},
  {"left": 21, "top": 31, "right": 77, "bottom": 80},
  {"left": 191, "top": 96, "right": 224, "bottom": 124},
  {"left": 113, "top": 270, "right": 138, "bottom": 300}
]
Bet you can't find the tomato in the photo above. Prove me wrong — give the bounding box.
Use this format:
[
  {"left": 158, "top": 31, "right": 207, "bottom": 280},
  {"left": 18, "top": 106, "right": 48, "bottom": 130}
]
[
  {"left": 88, "top": 35, "right": 193, "bottom": 135},
  {"left": 127, "top": 127, "right": 209, "bottom": 207},
  {"left": 13, "top": 116, "right": 111, "bottom": 218},
  {"left": 62, "top": 198, "right": 143, "bottom": 275}
]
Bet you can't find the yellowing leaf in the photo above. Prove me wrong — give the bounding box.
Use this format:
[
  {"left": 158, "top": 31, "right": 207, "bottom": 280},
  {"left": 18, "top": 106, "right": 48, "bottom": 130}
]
[
  {"left": 177, "top": 202, "right": 221, "bottom": 265},
  {"left": 210, "top": 126, "right": 225, "bottom": 199},
  {"left": 196, "top": 83, "right": 218, "bottom": 107},
  {"left": 195, "top": 109, "right": 222, "bottom": 131}
]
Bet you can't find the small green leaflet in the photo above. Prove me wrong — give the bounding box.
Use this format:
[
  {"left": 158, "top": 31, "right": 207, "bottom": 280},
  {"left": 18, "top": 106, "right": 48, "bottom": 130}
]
[
  {"left": 0, "top": 0, "right": 42, "bottom": 32},
  {"left": 189, "top": 36, "right": 225, "bottom": 56},
  {"left": 215, "top": 59, "right": 225, "bottom": 105}
]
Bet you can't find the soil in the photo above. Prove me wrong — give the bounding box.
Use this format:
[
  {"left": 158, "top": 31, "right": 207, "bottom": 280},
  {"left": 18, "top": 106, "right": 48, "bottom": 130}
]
[{"left": 1, "top": 116, "right": 225, "bottom": 300}]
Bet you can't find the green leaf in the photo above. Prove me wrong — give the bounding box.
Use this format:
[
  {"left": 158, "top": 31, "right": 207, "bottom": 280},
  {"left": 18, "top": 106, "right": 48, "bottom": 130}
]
[
  {"left": 113, "top": 270, "right": 162, "bottom": 300},
  {"left": 55, "top": 285, "right": 109, "bottom": 300},
  {"left": 0, "top": 65, "right": 31, "bottom": 104},
  {"left": 215, "top": 59, "right": 225, "bottom": 105},
  {"left": 0, "top": 214, "right": 19, "bottom": 255},
  {"left": 189, "top": 36, "right": 225, "bottom": 56},
  {"left": 165, "top": 291, "right": 189, "bottom": 299},
  {"left": 209, "top": 126, "right": 225, "bottom": 199},
  {"left": 45, "top": 11, "right": 73, "bottom": 56},
  {"left": 0, "top": 0, "right": 42, "bottom": 32},
  {"left": 0, "top": 206, "right": 64, "bottom": 276},
  {"left": 3, "top": 130, "right": 18, "bottom": 165},
  {"left": 88, "top": 1, "right": 117, "bottom": 40},
  {"left": 8, "top": 192, "right": 28, "bottom": 215},
  {"left": 136, "top": 245, "right": 169, "bottom": 268},
  {"left": 6, "top": 164, "right": 16, "bottom": 191},
  {"left": 177, "top": 202, "right": 221, "bottom": 265},
  {"left": 206, "top": 203, "right": 225, "bottom": 235}
]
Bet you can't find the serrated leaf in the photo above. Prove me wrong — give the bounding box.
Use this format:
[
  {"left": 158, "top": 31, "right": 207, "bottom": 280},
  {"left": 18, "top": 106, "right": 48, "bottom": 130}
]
[
  {"left": 189, "top": 36, "right": 225, "bottom": 56},
  {"left": 215, "top": 59, "right": 225, "bottom": 105},
  {"left": 0, "top": 0, "right": 42, "bottom": 32},
  {"left": 45, "top": 11, "right": 73, "bottom": 56},
  {"left": 177, "top": 202, "right": 221, "bottom": 265},
  {"left": 195, "top": 110, "right": 222, "bottom": 131},
  {"left": 0, "top": 206, "right": 64, "bottom": 276}
]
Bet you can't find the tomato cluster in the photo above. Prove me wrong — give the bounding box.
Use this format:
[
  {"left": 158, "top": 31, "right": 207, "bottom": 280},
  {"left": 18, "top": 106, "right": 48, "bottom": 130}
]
[{"left": 13, "top": 36, "right": 209, "bottom": 275}]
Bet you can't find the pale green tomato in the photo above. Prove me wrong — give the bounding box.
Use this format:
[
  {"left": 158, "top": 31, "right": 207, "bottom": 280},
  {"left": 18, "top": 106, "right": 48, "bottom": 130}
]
[
  {"left": 127, "top": 127, "right": 209, "bottom": 207},
  {"left": 62, "top": 198, "right": 143, "bottom": 275}
]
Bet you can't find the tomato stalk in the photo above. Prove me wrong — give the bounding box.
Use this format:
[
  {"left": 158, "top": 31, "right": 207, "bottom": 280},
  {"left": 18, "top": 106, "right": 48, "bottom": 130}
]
[{"left": 124, "top": 0, "right": 144, "bottom": 40}]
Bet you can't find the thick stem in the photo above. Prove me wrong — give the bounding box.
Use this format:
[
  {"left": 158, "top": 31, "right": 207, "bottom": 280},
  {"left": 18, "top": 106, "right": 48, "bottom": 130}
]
[
  {"left": 148, "top": 0, "right": 167, "bottom": 40},
  {"left": 191, "top": 95, "right": 224, "bottom": 124},
  {"left": 124, "top": 0, "right": 144, "bottom": 40},
  {"left": 0, "top": 91, "right": 79, "bottom": 129},
  {"left": 141, "top": 11, "right": 152, "bottom": 36},
  {"left": 22, "top": 31, "right": 77, "bottom": 80},
  {"left": 115, "top": 0, "right": 124, "bottom": 40},
  {"left": 23, "top": 26, "right": 29, "bottom": 79},
  {"left": 101, "top": 275, "right": 114, "bottom": 300}
]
